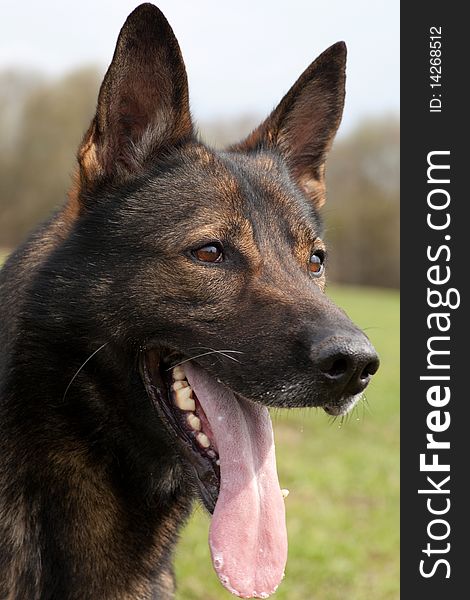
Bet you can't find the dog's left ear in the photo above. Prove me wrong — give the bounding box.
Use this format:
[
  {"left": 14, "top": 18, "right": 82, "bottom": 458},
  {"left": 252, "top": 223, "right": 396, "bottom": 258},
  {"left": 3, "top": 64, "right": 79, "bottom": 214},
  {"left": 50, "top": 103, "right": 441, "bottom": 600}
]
[{"left": 232, "top": 42, "right": 346, "bottom": 208}]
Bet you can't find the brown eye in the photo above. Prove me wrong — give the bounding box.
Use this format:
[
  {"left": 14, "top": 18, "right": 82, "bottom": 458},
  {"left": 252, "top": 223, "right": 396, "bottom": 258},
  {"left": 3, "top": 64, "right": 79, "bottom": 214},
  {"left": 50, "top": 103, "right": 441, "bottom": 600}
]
[
  {"left": 192, "top": 243, "right": 224, "bottom": 263},
  {"left": 309, "top": 251, "right": 325, "bottom": 277}
]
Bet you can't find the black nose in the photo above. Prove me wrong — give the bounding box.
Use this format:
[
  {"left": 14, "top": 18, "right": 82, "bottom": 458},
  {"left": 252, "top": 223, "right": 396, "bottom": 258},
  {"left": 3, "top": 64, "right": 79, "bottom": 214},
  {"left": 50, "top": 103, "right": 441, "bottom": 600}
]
[{"left": 317, "top": 336, "right": 379, "bottom": 396}]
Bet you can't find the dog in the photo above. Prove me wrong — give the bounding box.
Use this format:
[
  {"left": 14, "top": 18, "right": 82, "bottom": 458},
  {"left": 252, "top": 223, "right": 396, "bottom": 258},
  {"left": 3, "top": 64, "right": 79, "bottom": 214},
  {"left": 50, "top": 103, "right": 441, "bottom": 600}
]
[{"left": 0, "top": 4, "right": 379, "bottom": 599}]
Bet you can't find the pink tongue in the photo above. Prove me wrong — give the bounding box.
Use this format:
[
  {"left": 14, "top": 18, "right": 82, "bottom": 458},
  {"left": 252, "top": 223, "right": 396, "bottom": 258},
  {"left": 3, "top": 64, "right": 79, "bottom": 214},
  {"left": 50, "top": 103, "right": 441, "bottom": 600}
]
[{"left": 184, "top": 363, "right": 287, "bottom": 599}]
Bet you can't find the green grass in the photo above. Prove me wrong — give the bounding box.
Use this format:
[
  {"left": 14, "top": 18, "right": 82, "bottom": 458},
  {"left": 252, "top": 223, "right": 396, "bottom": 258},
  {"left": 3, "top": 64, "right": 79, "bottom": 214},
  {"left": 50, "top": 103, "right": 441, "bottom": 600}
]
[{"left": 175, "top": 285, "right": 399, "bottom": 600}]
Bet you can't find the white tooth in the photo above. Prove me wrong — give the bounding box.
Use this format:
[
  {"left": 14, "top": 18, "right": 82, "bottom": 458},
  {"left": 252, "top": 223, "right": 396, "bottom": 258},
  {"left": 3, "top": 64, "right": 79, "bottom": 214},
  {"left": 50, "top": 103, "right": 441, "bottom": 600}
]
[
  {"left": 174, "top": 387, "right": 195, "bottom": 411},
  {"left": 171, "top": 380, "right": 188, "bottom": 391},
  {"left": 281, "top": 488, "right": 290, "bottom": 499},
  {"left": 216, "top": 459, "right": 220, "bottom": 466},
  {"left": 172, "top": 365, "right": 186, "bottom": 381},
  {"left": 196, "top": 432, "right": 210, "bottom": 448},
  {"left": 175, "top": 385, "right": 192, "bottom": 400},
  {"left": 187, "top": 413, "right": 201, "bottom": 431}
]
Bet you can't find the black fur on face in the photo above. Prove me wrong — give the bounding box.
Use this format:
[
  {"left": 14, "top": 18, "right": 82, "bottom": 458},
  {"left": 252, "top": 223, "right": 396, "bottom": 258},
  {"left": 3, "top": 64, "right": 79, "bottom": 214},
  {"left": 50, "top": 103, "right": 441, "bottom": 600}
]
[{"left": 48, "top": 143, "right": 366, "bottom": 412}]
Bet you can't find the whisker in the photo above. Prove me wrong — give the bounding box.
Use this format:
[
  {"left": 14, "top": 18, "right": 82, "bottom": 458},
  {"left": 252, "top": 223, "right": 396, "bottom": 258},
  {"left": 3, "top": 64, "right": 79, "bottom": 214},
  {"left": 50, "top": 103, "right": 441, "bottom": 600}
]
[
  {"left": 187, "top": 346, "right": 244, "bottom": 355},
  {"left": 168, "top": 347, "right": 244, "bottom": 370},
  {"left": 168, "top": 351, "right": 221, "bottom": 369},
  {"left": 63, "top": 342, "right": 108, "bottom": 401},
  {"left": 217, "top": 351, "right": 241, "bottom": 364},
  {"left": 363, "top": 395, "right": 373, "bottom": 415}
]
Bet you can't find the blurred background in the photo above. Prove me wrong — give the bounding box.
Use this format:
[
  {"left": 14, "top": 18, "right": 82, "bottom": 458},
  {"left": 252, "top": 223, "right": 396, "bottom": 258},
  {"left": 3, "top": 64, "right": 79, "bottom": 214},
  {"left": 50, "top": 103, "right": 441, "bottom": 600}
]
[{"left": 0, "top": 1, "right": 399, "bottom": 598}]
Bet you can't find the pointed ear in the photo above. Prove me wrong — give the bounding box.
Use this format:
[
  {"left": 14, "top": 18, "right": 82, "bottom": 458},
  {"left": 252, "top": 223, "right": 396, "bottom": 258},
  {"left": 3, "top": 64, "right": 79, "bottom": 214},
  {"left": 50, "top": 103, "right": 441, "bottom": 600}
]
[
  {"left": 231, "top": 42, "right": 346, "bottom": 208},
  {"left": 77, "top": 3, "right": 192, "bottom": 189}
]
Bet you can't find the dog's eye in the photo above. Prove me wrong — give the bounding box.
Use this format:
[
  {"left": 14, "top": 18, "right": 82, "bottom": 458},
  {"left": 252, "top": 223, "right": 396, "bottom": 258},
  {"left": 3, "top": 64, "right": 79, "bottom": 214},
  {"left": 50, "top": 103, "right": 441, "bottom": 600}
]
[
  {"left": 192, "top": 243, "right": 224, "bottom": 264},
  {"left": 309, "top": 251, "right": 325, "bottom": 277}
]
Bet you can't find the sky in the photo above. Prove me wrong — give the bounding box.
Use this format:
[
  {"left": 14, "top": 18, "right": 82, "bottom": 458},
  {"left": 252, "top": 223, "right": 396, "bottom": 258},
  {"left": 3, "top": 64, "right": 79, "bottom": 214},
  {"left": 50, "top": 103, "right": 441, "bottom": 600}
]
[{"left": 0, "top": 0, "right": 399, "bottom": 134}]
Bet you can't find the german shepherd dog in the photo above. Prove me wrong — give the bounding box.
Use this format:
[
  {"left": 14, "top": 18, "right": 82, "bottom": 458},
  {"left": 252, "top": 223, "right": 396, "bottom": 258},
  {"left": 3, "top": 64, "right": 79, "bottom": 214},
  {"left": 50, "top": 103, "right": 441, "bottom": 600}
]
[{"left": 0, "top": 4, "right": 379, "bottom": 599}]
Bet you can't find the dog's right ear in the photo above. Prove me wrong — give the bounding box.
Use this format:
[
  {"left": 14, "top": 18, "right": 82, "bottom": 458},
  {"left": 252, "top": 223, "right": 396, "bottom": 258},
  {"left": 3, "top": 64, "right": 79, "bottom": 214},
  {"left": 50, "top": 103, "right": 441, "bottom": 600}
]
[{"left": 77, "top": 3, "right": 192, "bottom": 192}]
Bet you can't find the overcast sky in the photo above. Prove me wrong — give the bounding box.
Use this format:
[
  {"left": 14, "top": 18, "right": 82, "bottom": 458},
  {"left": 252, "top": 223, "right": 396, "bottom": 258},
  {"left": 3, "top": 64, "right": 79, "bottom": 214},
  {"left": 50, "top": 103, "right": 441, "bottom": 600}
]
[{"left": 1, "top": 0, "right": 399, "bottom": 134}]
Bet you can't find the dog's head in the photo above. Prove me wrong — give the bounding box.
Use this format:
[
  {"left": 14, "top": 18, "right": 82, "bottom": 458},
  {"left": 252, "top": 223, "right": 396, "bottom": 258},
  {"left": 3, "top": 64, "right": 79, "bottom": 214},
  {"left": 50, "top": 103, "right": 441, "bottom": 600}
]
[{"left": 64, "top": 4, "right": 379, "bottom": 597}]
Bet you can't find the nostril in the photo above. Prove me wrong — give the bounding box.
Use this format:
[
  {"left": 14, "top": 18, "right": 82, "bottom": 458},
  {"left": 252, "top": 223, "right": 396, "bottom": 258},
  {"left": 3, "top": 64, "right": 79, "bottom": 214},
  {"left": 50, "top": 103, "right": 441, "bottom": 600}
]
[
  {"left": 323, "top": 357, "right": 349, "bottom": 379},
  {"left": 360, "top": 357, "right": 380, "bottom": 380}
]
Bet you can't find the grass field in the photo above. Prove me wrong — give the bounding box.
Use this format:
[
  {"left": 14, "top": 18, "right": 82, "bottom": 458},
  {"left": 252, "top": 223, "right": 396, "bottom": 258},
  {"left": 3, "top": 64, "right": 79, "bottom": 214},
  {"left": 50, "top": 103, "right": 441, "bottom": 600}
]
[{"left": 175, "top": 285, "right": 399, "bottom": 600}]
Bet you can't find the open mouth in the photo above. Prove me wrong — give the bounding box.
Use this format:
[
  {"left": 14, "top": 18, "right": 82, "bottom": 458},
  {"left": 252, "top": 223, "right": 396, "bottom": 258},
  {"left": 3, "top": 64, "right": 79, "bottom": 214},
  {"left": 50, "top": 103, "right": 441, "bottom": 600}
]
[{"left": 141, "top": 349, "right": 288, "bottom": 599}]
